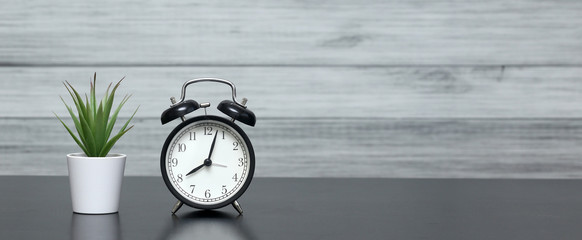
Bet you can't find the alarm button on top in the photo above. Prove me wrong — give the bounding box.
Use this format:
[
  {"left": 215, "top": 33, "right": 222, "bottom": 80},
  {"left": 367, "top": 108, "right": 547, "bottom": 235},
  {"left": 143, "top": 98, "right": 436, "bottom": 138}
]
[
  {"left": 161, "top": 99, "right": 200, "bottom": 124},
  {"left": 217, "top": 100, "right": 256, "bottom": 126}
]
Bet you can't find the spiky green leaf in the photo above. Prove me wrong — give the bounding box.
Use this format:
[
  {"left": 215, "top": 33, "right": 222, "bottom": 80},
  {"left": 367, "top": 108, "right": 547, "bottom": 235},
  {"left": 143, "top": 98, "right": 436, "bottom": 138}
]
[
  {"left": 54, "top": 113, "right": 89, "bottom": 155},
  {"left": 105, "top": 94, "right": 130, "bottom": 140},
  {"left": 119, "top": 105, "right": 139, "bottom": 133},
  {"left": 99, "top": 125, "right": 134, "bottom": 157},
  {"left": 94, "top": 101, "right": 106, "bottom": 154}
]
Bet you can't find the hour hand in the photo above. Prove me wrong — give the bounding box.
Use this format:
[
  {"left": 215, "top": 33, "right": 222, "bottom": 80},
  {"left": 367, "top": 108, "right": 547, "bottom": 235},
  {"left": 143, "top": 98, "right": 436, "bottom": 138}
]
[
  {"left": 186, "top": 158, "right": 213, "bottom": 176},
  {"left": 186, "top": 160, "right": 208, "bottom": 176},
  {"left": 185, "top": 163, "right": 205, "bottom": 176}
]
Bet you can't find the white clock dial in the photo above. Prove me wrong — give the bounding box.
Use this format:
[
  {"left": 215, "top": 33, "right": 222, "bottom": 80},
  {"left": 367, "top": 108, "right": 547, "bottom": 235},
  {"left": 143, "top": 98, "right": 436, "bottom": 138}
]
[{"left": 163, "top": 117, "right": 253, "bottom": 207}]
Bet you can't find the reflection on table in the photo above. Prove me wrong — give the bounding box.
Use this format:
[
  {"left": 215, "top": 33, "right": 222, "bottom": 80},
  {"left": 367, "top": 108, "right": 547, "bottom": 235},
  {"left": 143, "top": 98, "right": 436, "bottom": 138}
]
[
  {"left": 162, "top": 211, "right": 254, "bottom": 240},
  {"left": 71, "top": 213, "right": 121, "bottom": 240}
]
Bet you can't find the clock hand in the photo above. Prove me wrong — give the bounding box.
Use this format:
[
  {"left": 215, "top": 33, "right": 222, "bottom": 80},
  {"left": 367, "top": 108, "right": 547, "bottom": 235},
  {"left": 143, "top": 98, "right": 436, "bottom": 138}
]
[
  {"left": 186, "top": 158, "right": 214, "bottom": 176},
  {"left": 207, "top": 130, "right": 219, "bottom": 160},
  {"left": 185, "top": 162, "right": 206, "bottom": 176},
  {"left": 212, "top": 163, "right": 227, "bottom": 167}
]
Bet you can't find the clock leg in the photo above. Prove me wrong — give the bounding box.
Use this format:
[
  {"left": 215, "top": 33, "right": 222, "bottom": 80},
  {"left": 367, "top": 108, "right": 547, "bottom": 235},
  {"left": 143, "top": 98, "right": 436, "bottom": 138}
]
[
  {"left": 232, "top": 200, "right": 244, "bottom": 215},
  {"left": 171, "top": 200, "right": 183, "bottom": 214}
]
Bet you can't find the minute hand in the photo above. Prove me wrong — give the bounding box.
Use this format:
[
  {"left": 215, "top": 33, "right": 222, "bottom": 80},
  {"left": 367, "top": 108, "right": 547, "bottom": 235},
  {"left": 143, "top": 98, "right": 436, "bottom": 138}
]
[{"left": 207, "top": 130, "right": 219, "bottom": 160}]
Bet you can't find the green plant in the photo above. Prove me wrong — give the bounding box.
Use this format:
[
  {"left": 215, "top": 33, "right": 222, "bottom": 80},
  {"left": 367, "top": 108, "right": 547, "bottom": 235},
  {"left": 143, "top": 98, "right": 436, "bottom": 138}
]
[{"left": 55, "top": 73, "right": 138, "bottom": 157}]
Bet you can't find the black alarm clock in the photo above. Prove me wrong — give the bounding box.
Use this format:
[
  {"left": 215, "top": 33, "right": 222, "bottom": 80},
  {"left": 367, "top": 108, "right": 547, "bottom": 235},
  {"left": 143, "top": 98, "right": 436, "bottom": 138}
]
[{"left": 160, "top": 78, "right": 256, "bottom": 215}]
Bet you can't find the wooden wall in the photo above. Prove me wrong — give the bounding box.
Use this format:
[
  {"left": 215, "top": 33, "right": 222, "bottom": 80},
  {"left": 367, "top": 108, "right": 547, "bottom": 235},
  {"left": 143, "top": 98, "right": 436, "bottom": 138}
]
[{"left": 1, "top": 0, "right": 581, "bottom": 177}]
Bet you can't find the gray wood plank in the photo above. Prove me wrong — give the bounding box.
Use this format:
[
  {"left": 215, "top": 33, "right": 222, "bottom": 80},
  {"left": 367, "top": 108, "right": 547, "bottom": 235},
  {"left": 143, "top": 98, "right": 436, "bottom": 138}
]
[
  {"left": 1, "top": 0, "right": 581, "bottom": 66},
  {"left": 1, "top": 117, "right": 581, "bottom": 178},
  {"left": 1, "top": 66, "right": 581, "bottom": 118}
]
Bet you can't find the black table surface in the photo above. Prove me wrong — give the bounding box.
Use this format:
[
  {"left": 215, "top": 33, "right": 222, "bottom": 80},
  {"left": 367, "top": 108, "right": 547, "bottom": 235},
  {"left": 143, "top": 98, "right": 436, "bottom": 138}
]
[{"left": 2, "top": 176, "right": 582, "bottom": 239}]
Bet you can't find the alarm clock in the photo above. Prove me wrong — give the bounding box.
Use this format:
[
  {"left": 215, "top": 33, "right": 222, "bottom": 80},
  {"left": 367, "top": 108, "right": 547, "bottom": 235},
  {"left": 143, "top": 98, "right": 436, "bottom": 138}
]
[{"left": 160, "top": 78, "right": 256, "bottom": 215}]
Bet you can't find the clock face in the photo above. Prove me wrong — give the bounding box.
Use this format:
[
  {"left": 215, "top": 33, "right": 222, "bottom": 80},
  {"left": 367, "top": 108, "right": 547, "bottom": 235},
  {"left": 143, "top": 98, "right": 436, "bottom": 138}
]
[{"left": 161, "top": 115, "right": 255, "bottom": 209}]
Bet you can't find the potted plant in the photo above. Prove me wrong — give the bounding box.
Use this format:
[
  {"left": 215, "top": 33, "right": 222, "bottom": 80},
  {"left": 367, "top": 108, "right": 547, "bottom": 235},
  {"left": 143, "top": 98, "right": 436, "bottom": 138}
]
[{"left": 55, "top": 73, "right": 138, "bottom": 214}]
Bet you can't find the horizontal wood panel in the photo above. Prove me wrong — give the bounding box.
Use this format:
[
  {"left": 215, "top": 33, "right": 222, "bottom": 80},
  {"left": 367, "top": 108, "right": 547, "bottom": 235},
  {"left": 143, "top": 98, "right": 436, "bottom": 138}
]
[
  {"left": 1, "top": 117, "right": 581, "bottom": 178},
  {"left": 1, "top": 0, "right": 581, "bottom": 65},
  {"left": 1, "top": 66, "right": 581, "bottom": 118}
]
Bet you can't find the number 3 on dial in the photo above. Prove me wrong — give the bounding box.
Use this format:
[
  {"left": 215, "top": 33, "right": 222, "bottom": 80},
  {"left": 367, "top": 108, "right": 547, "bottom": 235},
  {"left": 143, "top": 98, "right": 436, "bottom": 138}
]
[{"left": 160, "top": 115, "right": 255, "bottom": 210}]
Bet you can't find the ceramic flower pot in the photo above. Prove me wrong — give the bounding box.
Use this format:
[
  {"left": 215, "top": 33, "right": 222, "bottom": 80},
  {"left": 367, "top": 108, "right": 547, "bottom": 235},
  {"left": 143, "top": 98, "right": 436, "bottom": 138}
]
[{"left": 67, "top": 153, "right": 126, "bottom": 214}]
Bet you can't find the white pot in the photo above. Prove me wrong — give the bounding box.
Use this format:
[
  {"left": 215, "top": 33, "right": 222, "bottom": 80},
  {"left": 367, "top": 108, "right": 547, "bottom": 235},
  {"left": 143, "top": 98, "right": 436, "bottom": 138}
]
[{"left": 67, "top": 153, "right": 126, "bottom": 214}]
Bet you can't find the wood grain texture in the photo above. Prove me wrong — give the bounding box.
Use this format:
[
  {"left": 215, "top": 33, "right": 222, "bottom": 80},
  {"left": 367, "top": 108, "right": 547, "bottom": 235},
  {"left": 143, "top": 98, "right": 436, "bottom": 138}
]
[
  {"left": 2, "top": 66, "right": 582, "bottom": 118},
  {"left": 1, "top": 0, "right": 581, "bottom": 178},
  {"left": 1, "top": 0, "right": 581, "bottom": 66},
  {"left": 1, "top": 117, "right": 582, "bottom": 178}
]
